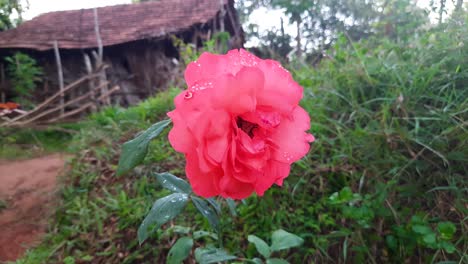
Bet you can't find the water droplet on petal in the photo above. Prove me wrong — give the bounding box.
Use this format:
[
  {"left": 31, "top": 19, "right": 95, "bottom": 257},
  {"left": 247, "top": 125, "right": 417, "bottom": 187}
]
[
  {"left": 283, "top": 152, "right": 293, "bottom": 162},
  {"left": 184, "top": 91, "right": 193, "bottom": 99}
]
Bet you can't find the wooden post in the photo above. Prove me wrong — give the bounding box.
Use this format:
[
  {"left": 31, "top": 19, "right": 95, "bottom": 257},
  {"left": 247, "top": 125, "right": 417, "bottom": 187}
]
[
  {"left": 93, "top": 8, "right": 110, "bottom": 105},
  {"left": 94, "top": 8, "right": 103, "bottom": 61},
  {"left": 219, "top": 0, "right": 225, "bottom": 32},
  {"left": 226, "top": 5, "right": 239, "bottom": 38},
  {"left": 0, "top": 63, "right": 5, "bottom": 103},
  {"left": 53, "top": 40, "right": 65, "bottom": 116},
  {"left": 226, "top": 5, "right": 242, "bottom": 49},
  {"left": 84, "top": 54, "right": 98, "bottom": 112}
]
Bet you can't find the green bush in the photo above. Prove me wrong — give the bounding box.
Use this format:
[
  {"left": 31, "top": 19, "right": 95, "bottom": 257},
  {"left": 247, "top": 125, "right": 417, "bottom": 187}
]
[
  {"left": 5, "top": 52, "right": 43, "bottom": 106},
  {"left": 290, "top": 18, "right": 467, "bottom": 262}
]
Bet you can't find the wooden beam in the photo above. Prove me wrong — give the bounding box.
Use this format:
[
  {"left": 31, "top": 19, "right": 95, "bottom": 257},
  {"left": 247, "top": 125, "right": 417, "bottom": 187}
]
[
  {"left": 1, "top": 74, "right": 99, "bottom": 124},
  {"left": 47, "top": 85, "right": 119, "bottom": 124},
  {"left": 84, "top": 53, "right": 98, "bottom": 112},
  {"left": 226, "top": 4, "right": 240, "bottom": 39},
  {"left": 94, "top": 8, "right": 103, "bottom": 62},
  {"left": 93, "top": 8, "right": 110, "bottom": 105},
  {"left": 53, "top": 40, "right": 65, "bottom": 116},
  {"left": 16, "top": 82, "right": 109, "bottom": 126},
  {"left": 219, "top": 0, "right": 225, "bottom": 32}
]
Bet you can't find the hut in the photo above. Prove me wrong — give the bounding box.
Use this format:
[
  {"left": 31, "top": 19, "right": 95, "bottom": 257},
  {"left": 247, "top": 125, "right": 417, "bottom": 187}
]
[{"left": 0, "top": 0, "right": 243, "bottom": 107}]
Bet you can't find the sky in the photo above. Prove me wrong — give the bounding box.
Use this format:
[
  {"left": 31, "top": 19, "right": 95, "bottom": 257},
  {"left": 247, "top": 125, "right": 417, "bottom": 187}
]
[
  {"left": 21, "top": 0, "right": 456, "bottom": 21},
  {"left": 21, "top": 0, "right": 132, "bottom": 20}
]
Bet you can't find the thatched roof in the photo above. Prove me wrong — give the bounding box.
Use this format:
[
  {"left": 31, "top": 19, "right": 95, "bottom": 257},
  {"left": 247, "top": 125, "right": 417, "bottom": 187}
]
[{"left": 0, "top": 0, "right": 229, "bottom": 51}]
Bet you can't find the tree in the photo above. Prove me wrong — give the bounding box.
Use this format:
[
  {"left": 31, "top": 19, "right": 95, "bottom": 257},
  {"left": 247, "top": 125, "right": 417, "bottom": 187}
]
[
  {"left": 0, "top": 0, "right": 24, "bottom": 31},
  {"left": 253, "top": 18, "right": 293, "bottom": 61},
  {"left": 5, "top": 52, "right": 43, "bottom": 106},
  {"left": 239, "top": 0, "right": 429, "bottom": 57}
]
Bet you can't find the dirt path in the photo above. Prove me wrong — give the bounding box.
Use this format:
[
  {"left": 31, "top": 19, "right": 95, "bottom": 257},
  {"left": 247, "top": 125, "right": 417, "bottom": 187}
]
[{"left": 0, "top": 154, "right": 67, "bottom": 262}]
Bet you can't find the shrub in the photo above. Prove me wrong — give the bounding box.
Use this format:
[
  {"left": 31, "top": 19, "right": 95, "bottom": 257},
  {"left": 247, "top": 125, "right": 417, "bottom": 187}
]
[{"left": 5, "top": 52, "right": 42, "bottom": 106}]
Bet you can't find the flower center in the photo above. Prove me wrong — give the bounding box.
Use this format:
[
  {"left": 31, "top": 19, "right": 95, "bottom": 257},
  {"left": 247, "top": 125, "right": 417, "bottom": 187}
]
[{"left": 236, "top": 117, "right": 258, "bottom": 138}]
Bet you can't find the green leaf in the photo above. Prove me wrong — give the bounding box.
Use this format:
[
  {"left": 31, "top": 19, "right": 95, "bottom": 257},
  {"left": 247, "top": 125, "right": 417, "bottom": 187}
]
[
  {"left": 329, "top": 187, "right": 361, "bottom": 205},
  {"left": 162, "top": 225, "right": 191, "bottom": 238},
  {"left": 63, "top": 256, "right": 76, "bottom": 264},
  {"left": 437, "top": 221, "right": 456, "bottom": 240},
  {"left": 251, "top": 258, "right": 264, "bottom": 264},
  {"left": 385, "top": 235, "right": 398, "bottom": 250},
  {"left": 412, "top": 224, "right": 432, "bottom": 235},
  {"left": 206, "top": 198, "right": 221, "bottom": 214},
  {"left": 423, "top": 233, "right": 437, "bottom": 245},
  {"left": 156, "top": 172, "right": 192, "bottom": 194},
  {"left": 266, "top": 258, "right": 289, "bottom": 264},
  {"left": 270, "top": 229, "right": 304, "bottom": 252},
  {"left": 194, "top": 248, "right": 237, "bottom": 264},
  {"left": 138, "top": 193, "right": 189, "bottom": 244},
  {"left": 439, "top": 241, "right": 456, "bottom": 254},
  {"left": 226, "top": 198, "right": 237, "bottom": 216},
  {"left": 193, "top": 230, "right": 218, "bottom": 240},
  {"left": 191, "top": 196, "right": 219, "bottom": 231},
  {"left": 167, "top": 236, "right": 194, "bottom": 264},
  {"left": 248, "top": 235, "right": 271, "bottom": 258},
  {"left": 117, "top": 119, "right": 171, "bottom": 176},
  {"left": 81, "top": 255, "right": 93, "bottom": 261}
]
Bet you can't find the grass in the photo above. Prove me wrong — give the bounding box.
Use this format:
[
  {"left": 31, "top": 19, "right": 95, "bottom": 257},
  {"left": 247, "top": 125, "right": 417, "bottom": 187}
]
[
  {"left": 0, "top": 125, "right": 76, "bottom": 160},
  {"left": 11, "top": 19, "right": 468, "bottom": 264}
]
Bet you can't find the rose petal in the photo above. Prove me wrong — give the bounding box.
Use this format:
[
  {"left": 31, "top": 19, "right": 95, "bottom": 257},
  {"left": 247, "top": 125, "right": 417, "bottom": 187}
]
[
  {"left": 167, "top": 110, "right": 196, "bottom": 153},
  {"left": 241, "top": 107, "right": 281, "bottom": 130},
  {"left": 257, "top": 60, "right": 303, "bottom": 114},
  {"left": 205, "top": 136, "right": 229, "bottom": 164},
  {"left": 236, "top": 130, "right": 269, "bottom": 170},
  {"left": 255, "top": 160, "right": 290, "bottom": 196},
  {"left": 185, "top": 52, "right": 230, "bottom": 87},
  {"left": 185, "top": 49, "right": 259, "bottom": 87},
  {"left": 219, "top": 174, "right": 255, "bottom": 199},
  {"left": 270, "top": 106, "right": 313, "bottom": 163},
  {"left": 213, "top": 66, "right": 264, "bottom": 114},
  {"left": 185, "top": 152, "right": 220, "bottom": 197}
]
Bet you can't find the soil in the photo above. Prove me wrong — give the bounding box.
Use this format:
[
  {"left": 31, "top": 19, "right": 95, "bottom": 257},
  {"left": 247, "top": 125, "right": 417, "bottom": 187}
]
[{"left": 0, "top": 154, "right": 67, "bottom": 262}]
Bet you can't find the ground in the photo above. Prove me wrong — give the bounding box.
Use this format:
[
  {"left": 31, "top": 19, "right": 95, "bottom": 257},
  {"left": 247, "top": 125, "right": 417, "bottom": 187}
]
[{"left": 0, "top": 154, "right": 67, "bottom": 262}]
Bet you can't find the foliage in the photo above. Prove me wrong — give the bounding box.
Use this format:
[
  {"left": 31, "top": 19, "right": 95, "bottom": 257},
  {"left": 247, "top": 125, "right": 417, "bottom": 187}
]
[
  {"left": 289, "top": 16, "right": 467, "bottom": 262},
  {"left": 12, "top": 15, "right": 468, "bottom": 264},
  {"left": 0, "top": 0, "right": 24, "bottom": 30},
  {"left": 203, "top": 32, "right": 231, "bottom": 55},
  {"left": 239, "top": 0, "right": 431, "bottom": 57},
  {"left": 12, "top": 87, "right": 182, "bottom": 263},
  {"left": 116, "top": 120, "right": 171, "bottom": 176},
  {"left": 171, "top": 32, "right": 231, "bottom": 66},
  {"left": 249, "top": 18, "right": 293, "bottom": 62},
  {"left": 4, "top": 52, "right": 43, "bottom": 107}
]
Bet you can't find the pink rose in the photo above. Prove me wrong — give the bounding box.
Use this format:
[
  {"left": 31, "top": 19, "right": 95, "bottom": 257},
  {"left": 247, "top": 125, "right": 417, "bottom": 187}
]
[{"left": 168, "top": 49, "right": 314, "bottom": 199}]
